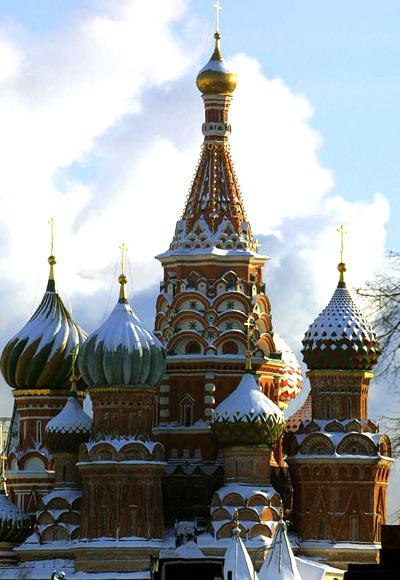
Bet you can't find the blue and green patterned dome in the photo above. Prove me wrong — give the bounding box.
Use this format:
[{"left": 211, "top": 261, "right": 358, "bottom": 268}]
[
  {"left": 0, "top": 256, "right": 86, "bottom": 390},
  {"left": 78, "top": 273, "right": 166, "bottom": 389}
]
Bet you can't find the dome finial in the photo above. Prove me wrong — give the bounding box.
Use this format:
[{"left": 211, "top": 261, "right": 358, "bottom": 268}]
[
  {"left": 47, "top": 217, "right": 57, "bottom": 292},
  {"left": 196, "top": 1, "right": 237, "bottom": 95},
  {"left": 337, "top": 224, "right": 348, "bottom": 287},
  {"left": 118, "top": 242, "right": 128, "bottom": 303},
  {"left": 214, "top": 0, "right": 222, "bottom": 35}
]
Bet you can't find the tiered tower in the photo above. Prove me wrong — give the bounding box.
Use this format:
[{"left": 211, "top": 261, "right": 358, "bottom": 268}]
[
  {"left": 209, "top": 350, "right": 285, "bottom": 542},
  {"left": 32, "top": 350, "right": 92, "bottom": 544},
  {"left": 153, "top": 18, "right": 302, "bottom": 524},
  {"left": 0, "top": 224, "right": 86, "bottom": 513},
  {"left": 285, "top": 230, "right": 393, "bottom": 567},
  {"left": 75, "top": 249, "right": 166, "bottom": 574}
]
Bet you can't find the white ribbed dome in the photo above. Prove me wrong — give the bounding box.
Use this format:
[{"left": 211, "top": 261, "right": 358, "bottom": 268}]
[{"left": 46, "top": 395, "right": 92, "bottom": 435}]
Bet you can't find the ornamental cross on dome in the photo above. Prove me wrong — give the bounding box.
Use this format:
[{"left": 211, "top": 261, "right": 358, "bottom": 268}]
[
  {"left": 337, "top": 224, "right": 347, "bottom": 264},
  {"left": 214, "top": 0, "right": 222, "bottom": 33},
  {"left": 48, "top": 217, "right": 55, "bottom": 256}
]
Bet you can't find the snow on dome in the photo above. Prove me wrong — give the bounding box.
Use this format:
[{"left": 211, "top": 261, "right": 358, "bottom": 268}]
[
  {"left": 0, "top": 273, "right": 86, "bottom": 390},
  {"left": 258, "top": 517, "right": 301, "bottom": 580},
  {"left": 273, "top": 332, "right": 303, "bottom": 401},
  {"left": 196, "top": 33, "right": 237, "bottom": 96},
  {"left": 46, "top": 395, "right": 92, "bottom": 436},
  {"left": 78, "top": 299, "right": 166, "bottom": 389},
  {"left": 213, "top": 373, "right": 285, "bottom": 446},
  {"left": 302, "top": 284, "right": 380, "bottom": 371}
]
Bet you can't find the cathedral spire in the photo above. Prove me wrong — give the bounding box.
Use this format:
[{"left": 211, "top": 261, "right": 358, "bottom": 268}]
[{"left": 162, "top": 6, "right": 261, "bottom": 258}]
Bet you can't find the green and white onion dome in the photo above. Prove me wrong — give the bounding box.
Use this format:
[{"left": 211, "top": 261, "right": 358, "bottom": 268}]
[
  {"left": 0, "top": 256, "right": 87, "bottom": 390},
  {"left": 302, "top": 264, "right": 380, "bottom": 371},
  {"left": 0, "top": 483, "right": 32, "bottom": 543},
  {"left": 212, "top": 372, "right": 285, "bottom": 446},
  {"left": 78, "top": 273, "right": 166, "bottom": 389}
]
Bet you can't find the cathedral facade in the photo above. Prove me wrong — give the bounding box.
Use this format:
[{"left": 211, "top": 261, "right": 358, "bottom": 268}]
[{"left": 0, "top": 20, "right": 392, "bottom": 580}]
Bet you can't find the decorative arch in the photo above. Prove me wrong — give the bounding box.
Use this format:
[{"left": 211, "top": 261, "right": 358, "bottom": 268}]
[
  {"left": 248, "top": 523, "right": 272, "bottom": 539},
  {"left": 336, "top": 434, "right": 377, "bottom": 457},
  {"left": 21, "top": 454, "right": 46, "bottom": 472},
  {"left": 41, "top": 525, "right": 69, "bottom": 543},
  {"left": 300, "top": 434, "right": 334, "bottom": 456},
  {"left": 169, "top": 332, "right": 208, "bottom": 355}
]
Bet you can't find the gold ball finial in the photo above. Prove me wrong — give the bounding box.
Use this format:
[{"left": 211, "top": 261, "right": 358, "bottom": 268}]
[{"left": 48, "top": 255, "right": 56, "bottom": 266}]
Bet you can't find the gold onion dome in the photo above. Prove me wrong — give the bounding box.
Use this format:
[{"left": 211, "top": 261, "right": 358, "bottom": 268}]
[
  {"left": 78, "top": 252, "right": 166, "bottom": 389},
  {"left": 212, "top": 372, "right": 285, "bottom": 446},
  {"left": 196, "top": 32, "right": 237, "bottom": 96},
  {"left": 0, "top": 254, "right": 87, "bottom": 390}
]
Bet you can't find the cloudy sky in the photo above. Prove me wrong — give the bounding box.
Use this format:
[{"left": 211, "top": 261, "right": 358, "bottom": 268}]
[{"left": 0, "top": 1, "right": 399, "bottom": 514}]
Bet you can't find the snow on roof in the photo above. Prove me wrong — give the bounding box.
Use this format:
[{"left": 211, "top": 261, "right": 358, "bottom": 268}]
[
  {"left": 214, "top": 373, "right": 283, "bottom": 422},
  {"left": 46, "top": 396, "right": 92, "bottom": 435},
  {"left": 0, "top": 487, "right": 28, "bottom": 525},
  {"left": 303, "top": 286, "right": 375, "bottom": 346},
  {"left": 90, "top": 301, "right": 160, "bottom": 353},
  {"left": 85, "top": 437, "right": 161, "bottom": 454},
  {"left": 41, "top": 489, "right": 81, "bottom": 507},
  {"left": 216, "top": 483, "right": 279, "bottom": 504},
  {"left": 258, "top": 518, "right": 301, "bottom": 580},
  {"left": 223, "top": 527, "right": 257, "bottom": 580},
  {"left": 295, "top": 557, "right": 344, "bottom": 580}
]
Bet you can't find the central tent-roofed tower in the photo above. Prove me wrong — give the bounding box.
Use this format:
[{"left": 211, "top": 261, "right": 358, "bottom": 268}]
[{"left": 153, "top": 19, "right": 302, "bottom": 524}]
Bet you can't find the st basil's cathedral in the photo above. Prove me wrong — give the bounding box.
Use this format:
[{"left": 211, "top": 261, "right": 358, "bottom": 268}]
[{"left": 0, "top": 12, "right": 393, "bottom": 580}]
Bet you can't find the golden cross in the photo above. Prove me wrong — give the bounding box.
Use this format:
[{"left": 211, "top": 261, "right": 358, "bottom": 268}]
[
  {"left": 244, "top": 314, "right": 256, "bottom": 350},
  {"left": 71, "top": 346, "right": 78, "bottom": 373},
  {"left": 213, "top": 0, "right": 222, "bottom": 33},
  {"left": 337, "top": 224, "right": 348, "bottom": 264},
  {"left": 119, "top": 242, "right": 128, "bottom": 276},
  {"left": 48, "top": 217, "right": 55, "bottom": 256}
]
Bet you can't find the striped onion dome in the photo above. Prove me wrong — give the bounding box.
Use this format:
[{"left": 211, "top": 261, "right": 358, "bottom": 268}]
[
  {"left": 302, "top": 264, "right": 380, "bottom": 371},
  {"left": 78, "top": 271, "right": 166, "bottom": 389},
  {"left": 0, "top": 481, "right": 32, "bottom": 543},
  {"left": 0, "top": 255, "right": 87, "bottom": 390},
  {"left": 213, "top": 372, "right": 285, "bottom": 446}
]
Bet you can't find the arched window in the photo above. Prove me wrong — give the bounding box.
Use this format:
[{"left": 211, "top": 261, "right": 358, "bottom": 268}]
[
  {"left": 35, "top": 420, "right": 42, "bottom": 444},
  {"left": 326, "top": 398, "right": 331, "bottom": 420},
  {"left": 179, "top": 394, "right": 195, "bottom": 427},
  {"left": 350, "top": 515, "right": 358, "bottom": 541},
  {"left": 318, "top": 518, "right": 326, "bottom": 539},
  {"left": 347, "top": 398, "right": 352, "bottom": 419},
  {"left": 222, "top": 341, "right": 239, "bottom": 355},
  {"left": 185, "top": 341, "right": 201, "bottom": 354}
]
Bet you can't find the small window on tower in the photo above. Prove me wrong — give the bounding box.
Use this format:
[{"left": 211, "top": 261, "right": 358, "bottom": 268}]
[
  {"left": 36, "top": 421, "right": 42, "bottom": 445},
  {"left": 179, "top": 394, "right": 195, "bottom": 427},
  {"left": 222, "top": 341, "right": 238, "bottom": 355},
  {"left": 186, "top": 341, "right": 201, "bottom": 354}
]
